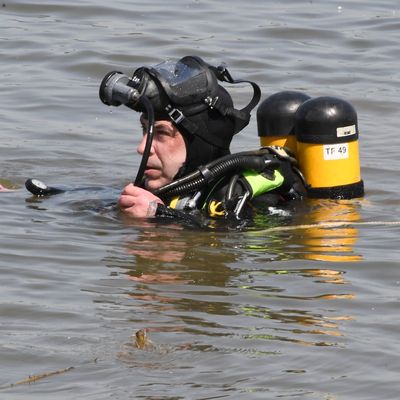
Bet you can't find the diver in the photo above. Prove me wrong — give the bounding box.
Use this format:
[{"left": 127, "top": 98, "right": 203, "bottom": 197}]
[
  {"left": 23, "top": 56, "right": 364, "bottom": 225},
  {"left": 99, "top": 56, "right": 306, "bottom": 225}
]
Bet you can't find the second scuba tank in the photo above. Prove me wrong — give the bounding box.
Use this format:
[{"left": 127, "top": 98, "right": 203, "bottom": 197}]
[
  {"left": 257, "top": 91, "right": 311, "bottom": 155},
  {"left": 295, "top": 96, "right": 364, "bottom": 199}
]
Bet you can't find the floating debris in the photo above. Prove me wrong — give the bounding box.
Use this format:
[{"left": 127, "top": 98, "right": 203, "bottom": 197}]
[{"left": 0, "top": 366, "right": 74, "bottom": 389}]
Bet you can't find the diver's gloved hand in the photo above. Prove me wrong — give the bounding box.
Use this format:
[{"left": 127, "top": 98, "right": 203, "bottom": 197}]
[{"left": 118, "top": 183, "right": 164, "bottom": 218}]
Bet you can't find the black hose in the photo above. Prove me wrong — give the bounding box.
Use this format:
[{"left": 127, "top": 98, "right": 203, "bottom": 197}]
[
  {"left": 154, "top": 149, "right": 270, "bottom": 195},
  {"left": 154, "top": 151, "right": 280, "bottom": 198},
  {"left": 226, "top": 174, "right": 240, "bottom": 202},
  {"left": 134, "top": 95, "right": 155, "bottom": 186}
]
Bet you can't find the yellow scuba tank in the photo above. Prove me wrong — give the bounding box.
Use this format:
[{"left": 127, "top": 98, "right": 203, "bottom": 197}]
[
  {"left": 257, "top": 91, "right": 310, "bottom": 155},
  {"left": 295, "top": 96, "right": 364, "bottom": 199}
]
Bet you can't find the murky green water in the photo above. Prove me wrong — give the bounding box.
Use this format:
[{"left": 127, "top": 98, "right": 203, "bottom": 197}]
[{"left": 1, "top": 1, "right": 400, "bottom": 399}]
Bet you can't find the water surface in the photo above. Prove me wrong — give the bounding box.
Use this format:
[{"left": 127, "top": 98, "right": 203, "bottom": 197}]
[{"left": 1, "top": 1, "right": 400, "bottom": 399}]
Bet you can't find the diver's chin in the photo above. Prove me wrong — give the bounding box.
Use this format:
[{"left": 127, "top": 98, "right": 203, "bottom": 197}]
[{"left": 143, "top": 178, "right": 164, "bottom": 192}]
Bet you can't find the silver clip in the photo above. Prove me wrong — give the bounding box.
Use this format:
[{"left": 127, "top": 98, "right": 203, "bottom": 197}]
[
  {"left": 204, "top": 96, "right": 219, "bottom": 109},
  {"left": 234, "top": 190, "right": 250, "bottom": 218},
  {"left": 167, "top": 107, "right": 185, "bottom": 124}
]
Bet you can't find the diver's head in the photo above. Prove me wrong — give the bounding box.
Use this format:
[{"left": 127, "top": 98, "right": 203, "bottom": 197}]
[
  {"left": 100, "top": 55, "right": 260, "bottom": 178},
  {"left": 141, "top": 84, "right": 236, "bottom": 178}
]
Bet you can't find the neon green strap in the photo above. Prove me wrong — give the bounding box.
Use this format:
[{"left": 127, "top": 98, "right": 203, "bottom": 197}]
[{"left": 243, "top": 170, "right": 284, "bottom": 198}]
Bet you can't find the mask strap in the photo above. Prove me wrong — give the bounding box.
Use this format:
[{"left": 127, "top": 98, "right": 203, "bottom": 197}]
[
  {"left": 144, "top": 67, "right": 200, "bottom": 136},
  {"left": 209, "top": 64, "right": 261, "bottom": 133}
]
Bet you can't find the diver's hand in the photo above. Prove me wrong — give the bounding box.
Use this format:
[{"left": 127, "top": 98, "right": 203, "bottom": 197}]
[{"left": 118, "top": 184, "right": 164, "bottom": 218}]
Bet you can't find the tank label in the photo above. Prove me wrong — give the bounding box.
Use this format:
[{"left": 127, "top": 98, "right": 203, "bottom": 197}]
[
  {"left": 337, "top": 124, "right": 356, "bottom": 137},
  {"left": 323, "top": 143, "right": 349, "bottom": 160}
]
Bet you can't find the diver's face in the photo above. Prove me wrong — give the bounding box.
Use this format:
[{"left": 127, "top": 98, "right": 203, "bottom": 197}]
[{"left": 138, "top": 117, "right": 186, "bottom": 191}]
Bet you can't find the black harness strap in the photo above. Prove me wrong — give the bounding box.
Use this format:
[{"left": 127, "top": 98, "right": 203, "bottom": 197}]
[{"left": 210, "top": 64, "right": 261, "bottom": 133}]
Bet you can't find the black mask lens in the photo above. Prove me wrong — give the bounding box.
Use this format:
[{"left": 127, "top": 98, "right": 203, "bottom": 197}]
[{"left": 99, "top": 71, "right": 141, "bottom": 107}]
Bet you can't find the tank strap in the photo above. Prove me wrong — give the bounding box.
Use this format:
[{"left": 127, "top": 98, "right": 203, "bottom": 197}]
[
  {"left": 263, "top": 145, "right": 308, "bottom": 189},
  {"left": 263, "top": 145, "right": 298, "bottom": 165}
]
